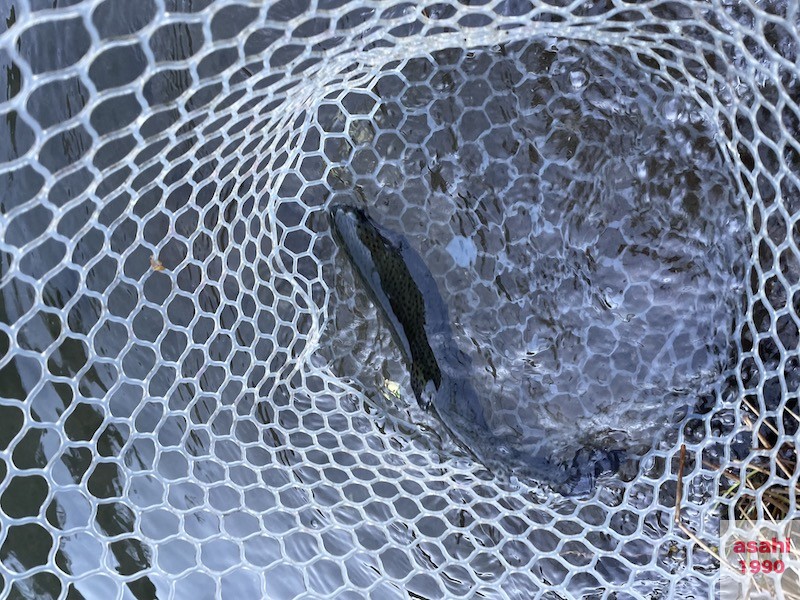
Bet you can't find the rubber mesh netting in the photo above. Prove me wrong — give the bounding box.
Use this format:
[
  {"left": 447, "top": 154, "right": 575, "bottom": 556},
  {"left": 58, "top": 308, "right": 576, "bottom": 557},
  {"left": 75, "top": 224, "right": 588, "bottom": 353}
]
[{"left": 0, "top": 0, "right": 798, "bottom": 598}]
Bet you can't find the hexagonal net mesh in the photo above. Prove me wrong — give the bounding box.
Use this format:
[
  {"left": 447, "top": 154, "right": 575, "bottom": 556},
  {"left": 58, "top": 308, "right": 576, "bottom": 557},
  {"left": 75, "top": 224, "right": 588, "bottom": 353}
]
[{"left": 0, "top": 0, "right": 798, "bottom": 598}]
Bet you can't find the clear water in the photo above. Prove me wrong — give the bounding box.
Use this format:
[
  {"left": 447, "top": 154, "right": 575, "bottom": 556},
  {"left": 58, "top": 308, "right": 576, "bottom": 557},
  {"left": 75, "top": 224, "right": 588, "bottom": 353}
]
[{"left": 327, "top": 39, "right": 747, "bottom": 487}]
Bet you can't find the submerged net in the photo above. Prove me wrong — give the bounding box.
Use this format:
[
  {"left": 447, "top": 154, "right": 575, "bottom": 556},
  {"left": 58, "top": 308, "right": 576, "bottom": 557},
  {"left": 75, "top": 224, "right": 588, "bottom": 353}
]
[{"left": 0, "top": 0, "right": 798, "bottom": 598}]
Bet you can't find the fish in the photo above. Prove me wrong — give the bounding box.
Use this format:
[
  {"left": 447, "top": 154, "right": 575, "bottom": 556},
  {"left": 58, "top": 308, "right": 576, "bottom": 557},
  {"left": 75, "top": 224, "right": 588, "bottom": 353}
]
[
  {"left": 328, "top": 203, "right": 484, "bottom": 424},
  {"left": 329, "top": 203, "right": 620, "bottom": 493}
]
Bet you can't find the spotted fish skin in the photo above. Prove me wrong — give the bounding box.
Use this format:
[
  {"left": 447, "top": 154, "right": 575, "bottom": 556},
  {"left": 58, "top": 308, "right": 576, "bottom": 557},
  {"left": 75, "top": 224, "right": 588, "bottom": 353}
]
[
  {"left": 329, "top": 204, "right": 486, "bottom": 428},
  {"left": 329, "top": 203, "right": 607, "bottom": 492}
]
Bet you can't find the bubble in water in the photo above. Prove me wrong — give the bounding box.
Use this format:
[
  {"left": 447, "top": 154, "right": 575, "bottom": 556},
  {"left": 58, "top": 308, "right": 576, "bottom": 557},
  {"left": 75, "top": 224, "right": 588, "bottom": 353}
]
[
  {"left": 570, "top": 70, "right": 587, "bottom": 89},
  {"left": 602, "top": 287, "right": 624, "bottom": 310},
  {"left": 664, "top": 98, "right": 682, "bottom": 122}
]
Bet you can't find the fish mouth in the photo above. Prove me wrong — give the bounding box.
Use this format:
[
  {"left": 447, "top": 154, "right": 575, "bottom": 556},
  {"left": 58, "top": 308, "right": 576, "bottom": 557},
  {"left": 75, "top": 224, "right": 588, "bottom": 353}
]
[
  {"left": 328, "top": 202, "right": 363, "bottom": 228},
  {"left": 328, "top": 202, "right": 347, "bottom": 221},
  {"left": 328, "top": 203, "right": 366, "bottom": 248}
]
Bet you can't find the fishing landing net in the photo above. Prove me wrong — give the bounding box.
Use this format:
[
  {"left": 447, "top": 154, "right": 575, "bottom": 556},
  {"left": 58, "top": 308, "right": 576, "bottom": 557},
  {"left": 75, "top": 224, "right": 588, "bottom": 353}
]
[{"left": 0, "top": 0, "right": 798, "bottom": 598}]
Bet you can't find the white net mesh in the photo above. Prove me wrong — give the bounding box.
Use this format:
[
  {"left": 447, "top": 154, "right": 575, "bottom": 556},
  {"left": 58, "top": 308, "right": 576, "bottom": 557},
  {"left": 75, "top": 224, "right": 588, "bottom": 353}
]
[{"left": 0, "top": 0, "right": 798, "bottom": 598}]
